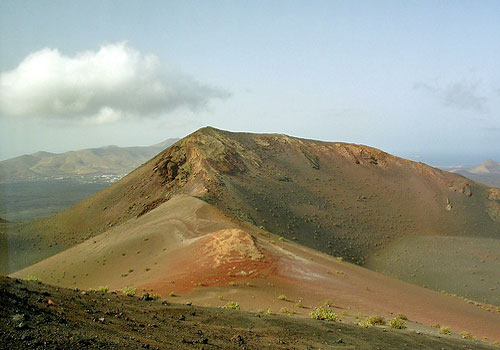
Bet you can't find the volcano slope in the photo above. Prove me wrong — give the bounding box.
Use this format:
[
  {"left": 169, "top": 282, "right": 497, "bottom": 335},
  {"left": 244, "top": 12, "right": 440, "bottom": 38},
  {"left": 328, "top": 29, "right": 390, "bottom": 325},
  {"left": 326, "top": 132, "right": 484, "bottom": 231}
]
[
  {"left": 10, "top": 195, "right": 500, "bottom": 342},
  {"left": 6, "top": 127, "right": 498, "bottom": 296},
  {"left": 3, "top": 277, "right": 498, "bottom": 350},
  {"left": 3, "top": 128, "right": 500, "bottom": 332}
]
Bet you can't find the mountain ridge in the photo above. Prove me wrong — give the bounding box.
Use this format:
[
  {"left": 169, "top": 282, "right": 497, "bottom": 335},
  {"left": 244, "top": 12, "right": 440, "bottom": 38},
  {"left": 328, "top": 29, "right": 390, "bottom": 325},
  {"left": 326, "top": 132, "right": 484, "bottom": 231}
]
[{"left": 0, "top": 138, "right": 179, "bottom": 183}]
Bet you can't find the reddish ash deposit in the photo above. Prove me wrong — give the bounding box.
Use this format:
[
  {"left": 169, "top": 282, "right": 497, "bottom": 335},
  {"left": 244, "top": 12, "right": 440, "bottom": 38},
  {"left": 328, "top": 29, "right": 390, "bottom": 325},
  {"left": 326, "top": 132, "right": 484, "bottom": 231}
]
[
  {"left": 140, "top": 226, "right": 500, "bottom": 342},
  {"left": 139, "top": 229, "right": 278, "bottom": 293}
]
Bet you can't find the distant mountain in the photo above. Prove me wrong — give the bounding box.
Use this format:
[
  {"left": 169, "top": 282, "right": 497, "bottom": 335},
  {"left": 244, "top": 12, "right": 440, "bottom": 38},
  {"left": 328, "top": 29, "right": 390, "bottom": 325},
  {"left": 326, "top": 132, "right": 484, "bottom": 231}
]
[
  {"left": 443, "top": 160, "right": 500, "bottom": 187},
  {"left": 0, "top": 138, "right": 179, "bottom": 184}
]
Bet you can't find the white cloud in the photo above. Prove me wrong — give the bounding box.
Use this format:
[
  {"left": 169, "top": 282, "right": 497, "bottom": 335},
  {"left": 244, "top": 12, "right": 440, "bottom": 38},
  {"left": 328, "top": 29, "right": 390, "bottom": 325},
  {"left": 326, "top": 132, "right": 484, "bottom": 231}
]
[{"left": 0, "top": 42, "right": 228, "bottom": 124}]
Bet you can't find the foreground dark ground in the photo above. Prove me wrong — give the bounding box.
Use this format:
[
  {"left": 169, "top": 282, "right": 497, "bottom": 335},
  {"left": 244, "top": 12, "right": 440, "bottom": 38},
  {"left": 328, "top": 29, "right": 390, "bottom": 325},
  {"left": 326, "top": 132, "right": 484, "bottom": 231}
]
[{"left": 0, "top": 276, "right": 495, "bottom": 350}]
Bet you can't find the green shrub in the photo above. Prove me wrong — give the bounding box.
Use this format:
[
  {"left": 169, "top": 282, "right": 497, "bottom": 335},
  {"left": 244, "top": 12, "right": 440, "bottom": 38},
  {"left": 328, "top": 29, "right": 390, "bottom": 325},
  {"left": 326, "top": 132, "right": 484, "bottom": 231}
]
[
  {"left": 25, "top": 275, "right": 40, "bottom": 282},
  {"left": 460, "top": 331, "right": 476, "bottom": 340},
  {"left": 223, "top": 301, "right": 240, "bottom": 310},
  {"left": 278, "top": 294, "right": 287, "bottom": 301},
  {"left": 389, "top": 317, "right": 407, "bottom": 329},
  {"left": 169, "top": 292, "right": 176, "bottom": 297},
  {"left": 358, "top": 315, "right": 385, "bottom": 328},
  {"left": 91, "top": 286, "right": 109, "bottom": 293},
  {"left": 148, "top": 292, "right": 161, "bottom": 300},
  {"left": 310, "top": 307, "right": 338, "bottom": 321},
  {"left": 358, "top": 319, "right": 372, "bottom": 328},
  {"left": 397, "top": 313, "right": 408, "bottom": 320},
  {"left": 367, "top": 315, "right": 385, "bottom": 325},
  {"left": 280, "top": 307, "right": 292, "bottom": 314},
  {"left": 122, "top": 287, "right": 136, "bottom": 296},
  {"left": 439, "top": 326, "right": 451, "bottom": 335}
]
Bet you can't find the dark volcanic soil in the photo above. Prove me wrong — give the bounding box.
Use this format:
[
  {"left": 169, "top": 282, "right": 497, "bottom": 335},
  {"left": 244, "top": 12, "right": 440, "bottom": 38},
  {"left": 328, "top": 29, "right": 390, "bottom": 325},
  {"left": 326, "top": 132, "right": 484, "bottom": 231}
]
[{"left": 0, "top": 276, "right": 495, "bottom": 350}]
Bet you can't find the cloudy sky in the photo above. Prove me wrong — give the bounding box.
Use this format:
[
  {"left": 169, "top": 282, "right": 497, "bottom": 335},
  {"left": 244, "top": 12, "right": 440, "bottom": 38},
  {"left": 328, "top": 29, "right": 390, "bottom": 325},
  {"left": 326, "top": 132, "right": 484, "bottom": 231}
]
[{"left": 1, "top": 1, "right": 499, "bottom": 165}]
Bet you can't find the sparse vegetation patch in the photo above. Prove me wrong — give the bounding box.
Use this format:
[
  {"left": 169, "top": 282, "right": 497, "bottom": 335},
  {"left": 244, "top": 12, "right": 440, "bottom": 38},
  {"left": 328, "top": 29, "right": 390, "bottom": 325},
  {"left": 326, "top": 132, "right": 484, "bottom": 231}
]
[
  {"left": 389, "top": 317, "right": 407, "bottom": 329},
  {"left": 122, "top": 287, "right": 137, "bottom": 296},
  {"left": 310, "top": 307, "right": 338, "bottom": 321},
  {"left": 439, "top": 326, "right": 451, "bottom": 335},
  {"left": 223, "top": 301, "right": 240, "bottom": 310},
  {"left": 24, "top": 275, "right": 41, "bottom": 282}
]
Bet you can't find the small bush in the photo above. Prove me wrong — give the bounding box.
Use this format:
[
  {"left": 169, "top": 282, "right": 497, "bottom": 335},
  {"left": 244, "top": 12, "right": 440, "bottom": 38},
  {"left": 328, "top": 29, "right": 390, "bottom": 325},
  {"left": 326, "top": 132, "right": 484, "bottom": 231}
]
[
  {"left": 169, "top": 292, "right": 176, "bottom": 297},
  {"left": 223, "top": 301, "right": 240, "bottom": 310},
  {"left": 91, "top": 286, "right": 109, "bottom": 293},
  {"left": 358, "top": 319, "right": 372, "bottom": 328},
  {"left": 280, "top": 307, "right": 292, "bottom": 314},
  {"left": 460, "top": 331, "right": 476, "bottom": 340},
  {"left": 358, "top": 315, "right": 385, "bottom": 328},
  {"left": 279, "top": 237, "right": 285, "bottom": 242},
  {"left": 148, "top": 292, "right": 161, "bottom": 300},
  {"left": 389, "top": 317, "right": 407, "bottom": 329},
  {"left": 310, "top": 307, "right": 338, "bottom": 321},
  {"left": 397, "top": 313, "right": 408, "bottom": 320},
  {"left": 324, "top": 299, "right": 333, "bottom": 307},
  {"left": 122, "top": 287, "right": 136, "bottom": 296},
  {"left": 278, "top": 294, "right": 287, "bottom": 301},
  {"left": 266, "top": 308, "right": 274, "bottom": 315},
  {"left": 433, "top": 323, "right": 441, "bottom": 328},
  {"left": 439, "top": 326, "right": 451, "bottom": 335},
  {"left": 25, "top": 275, "right": 40, "bottom": 282},
  {"left": 367, "top": 315, "right": 385, "bottom": 325}
]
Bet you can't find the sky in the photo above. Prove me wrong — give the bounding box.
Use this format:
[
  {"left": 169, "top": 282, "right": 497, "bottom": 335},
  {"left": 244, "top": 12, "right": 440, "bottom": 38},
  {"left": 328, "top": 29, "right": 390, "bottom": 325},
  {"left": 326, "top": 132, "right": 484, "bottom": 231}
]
[{"left": 1, "top": 1, "right": 500, "bottom": 166}]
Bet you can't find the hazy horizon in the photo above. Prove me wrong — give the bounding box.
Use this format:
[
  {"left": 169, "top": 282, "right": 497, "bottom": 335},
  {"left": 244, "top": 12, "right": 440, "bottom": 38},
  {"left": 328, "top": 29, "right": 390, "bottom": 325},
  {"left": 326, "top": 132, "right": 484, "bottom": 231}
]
[{"left": 1, "top": 1, "right": 500, "bottom": 166}]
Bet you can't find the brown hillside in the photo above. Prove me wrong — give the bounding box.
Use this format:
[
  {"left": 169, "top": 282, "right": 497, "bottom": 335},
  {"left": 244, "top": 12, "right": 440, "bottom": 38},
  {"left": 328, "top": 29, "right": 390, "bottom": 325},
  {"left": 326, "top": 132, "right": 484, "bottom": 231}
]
[
  {"left": 3, "top": 127, "right": 499, "bottom": 300},
  {"left": 11, "top": 195, "right": 500, "bottom": 342}
]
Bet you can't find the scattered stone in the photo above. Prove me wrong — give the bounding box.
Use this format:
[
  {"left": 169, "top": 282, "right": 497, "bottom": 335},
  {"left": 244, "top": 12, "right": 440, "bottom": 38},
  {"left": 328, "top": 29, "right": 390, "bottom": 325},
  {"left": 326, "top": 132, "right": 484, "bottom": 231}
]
[
  {"left": 231, "top": 334, "right": 244, "bottom": 345},
  {"left": 140, "top": 293, "right": 154, "bottom": 301}
]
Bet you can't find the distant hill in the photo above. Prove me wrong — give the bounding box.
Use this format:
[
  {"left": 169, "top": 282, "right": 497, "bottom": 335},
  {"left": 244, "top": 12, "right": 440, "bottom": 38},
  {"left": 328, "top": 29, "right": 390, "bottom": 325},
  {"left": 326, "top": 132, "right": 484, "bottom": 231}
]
[
  {"left": 443, "top": 160, "right": 500, "bottom": 187},
  {"left": 0, "top": 138, "right": 179, "bottom": 184}
]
